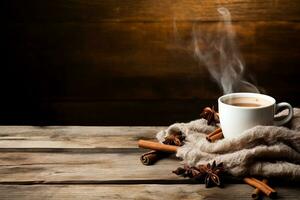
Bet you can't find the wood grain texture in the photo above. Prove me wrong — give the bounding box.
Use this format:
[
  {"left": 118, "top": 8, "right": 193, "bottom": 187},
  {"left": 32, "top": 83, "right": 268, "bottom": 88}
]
[
  {"left": 1, "top": 184, "right": 300, "bottom": 200},
  {"left": 0, "top": 126, "right": 176, "bottom": 184},
  {"left": 0, "top": 126, "right": 299, "bottom": 199},
  {"left": 5, "top": 21, "right": 300, "bottom": 125},
  {"left": 0, "top": 126, "right": 162, "bottom": 148},
  {"left": 4, "top": 0, "right": 300, "bottom": 125},
  {"left": 1, "top": 185, "right": 243, "bottom": 200},
  {"left": 0, "top": 152, "right": 183, "bottom": 183},
  {"left": 6, "top": 0, "right": 300, "bottom": 22},
  {"left": 7, "top": 22, "right": 300, "bottom": 100}
]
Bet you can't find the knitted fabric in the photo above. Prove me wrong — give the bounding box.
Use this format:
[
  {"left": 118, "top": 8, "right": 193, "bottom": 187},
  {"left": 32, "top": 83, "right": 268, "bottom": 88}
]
[{"left": 156, "top": 108, "right": 300, "bottom": 179}]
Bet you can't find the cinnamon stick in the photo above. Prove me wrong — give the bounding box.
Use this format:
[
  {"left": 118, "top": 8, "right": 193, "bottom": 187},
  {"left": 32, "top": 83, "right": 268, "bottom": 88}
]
[
  {"left": 138, "top": 140, "right": 178, "bottom": 153},
  {"left": 207, "top": 132, "right": 224, "bottom": 142},
  {"left": 140, "top": 150, "right": 170, "bottom": 165},
  {"left": 206, "top": 127, "right": 222, "bottom": 138},
  {"left": 252, "top": 179, "right": 268, "bottom": 199},
  {"left": 206, "top": 128, "right": 223, "bottom": 142},
  {"left": 251, "top": 178, "right": 277, "bottom": 198},
  {"left": 243, "top": 177, "right": 277, "bottom": 198}
]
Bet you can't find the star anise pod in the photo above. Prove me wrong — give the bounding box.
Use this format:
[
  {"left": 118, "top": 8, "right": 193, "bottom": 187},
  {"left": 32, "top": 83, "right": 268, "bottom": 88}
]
[
  {"left": 199, "top": 161, "right": 224, "bottom": 188},
  {"left": 173, "top": 161, "right": 225, "bottom": 188},
  {"left": 163, "top": 130, "right": 185, "bottom": 146},
  {"left": 172, "top": 164, "right": 205, "bottom": 179},
  {"left": 200, "top": 106, "right": 220, "bottom": 126}
]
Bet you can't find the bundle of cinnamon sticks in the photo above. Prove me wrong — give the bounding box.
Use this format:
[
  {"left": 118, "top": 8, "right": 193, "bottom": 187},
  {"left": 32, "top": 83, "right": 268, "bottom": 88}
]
[
  {"left": 139, "top": 127, "right": 223, "bottom": 156},
  {"left": 244, "top": 177, "right": 277, "bottom": 199},
  {"left": 206, "top": 127, "right": 223, "bottom": 142},
  {"left": 138, "top": 140, "right": 178, "bottom": 153},
  {"left": 138, "top": 127, "right": 223, "bottom": 166},
  {"left": 139, "top": 130, "right": 184, "bottom": 165}
]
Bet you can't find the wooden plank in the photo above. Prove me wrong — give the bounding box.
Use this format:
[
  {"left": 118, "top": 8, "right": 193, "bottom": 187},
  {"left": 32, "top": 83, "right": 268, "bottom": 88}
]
[
  {"left": 0, "top": 152, "right": 184, "bottom": 183},
  {"left": 0, "top": 126, "right": 180, "bottom": 184},
  {"left": 0, "top": 126, "right": 163, "bottom": 149},
  {"left": 0, "top": 125, "right": 299, "bottom": 199},
  {"left": 6, "top": 0, "right": 300, "bottom": 22},
  {"left": 0, "top": 126, "right": 161, "bottom": 137},
  {"left": 5, "top": 21, "right": 300, "bottom": 125},
  {"left": 1, "top": 184, "right": 299, "bottom": 200}
]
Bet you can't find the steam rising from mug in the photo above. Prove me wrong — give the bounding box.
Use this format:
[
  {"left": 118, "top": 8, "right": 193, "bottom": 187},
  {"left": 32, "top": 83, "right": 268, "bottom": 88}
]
[{"left": 193, "top": 7, "right": 260, "bottom": 94}]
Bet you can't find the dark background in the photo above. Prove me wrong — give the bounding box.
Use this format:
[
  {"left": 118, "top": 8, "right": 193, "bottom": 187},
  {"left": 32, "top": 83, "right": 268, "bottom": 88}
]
[{"left": 3, "top": 0, "right": 300, "bottom": 125}]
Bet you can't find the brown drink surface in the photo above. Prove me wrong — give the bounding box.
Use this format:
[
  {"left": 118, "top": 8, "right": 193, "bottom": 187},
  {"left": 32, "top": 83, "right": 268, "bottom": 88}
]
[{"left": 224, "top": 97, "right": 271, "bottom": 107}]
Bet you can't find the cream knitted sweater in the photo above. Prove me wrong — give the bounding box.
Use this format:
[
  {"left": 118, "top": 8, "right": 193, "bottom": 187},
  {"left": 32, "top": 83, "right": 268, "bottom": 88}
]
[{"left": 157, "top": 108, "right": 300, "bottom": 179}]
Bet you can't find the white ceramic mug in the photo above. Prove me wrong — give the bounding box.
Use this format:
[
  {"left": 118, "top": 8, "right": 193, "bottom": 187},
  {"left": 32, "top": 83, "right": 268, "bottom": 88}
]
[{"left": 218, "top": 93, "right": 293, "bottom": 139}]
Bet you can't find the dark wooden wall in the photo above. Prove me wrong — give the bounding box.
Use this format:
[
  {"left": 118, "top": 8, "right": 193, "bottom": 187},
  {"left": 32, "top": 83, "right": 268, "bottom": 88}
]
[{"left": 3, "top": 0, "right": 300, "bottom": 125}]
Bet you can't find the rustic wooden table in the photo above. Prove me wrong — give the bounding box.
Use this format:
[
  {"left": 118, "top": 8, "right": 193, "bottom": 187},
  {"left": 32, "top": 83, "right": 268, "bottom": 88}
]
[{"left": 0, "top": 126, "right": 299, "bottom": 200}]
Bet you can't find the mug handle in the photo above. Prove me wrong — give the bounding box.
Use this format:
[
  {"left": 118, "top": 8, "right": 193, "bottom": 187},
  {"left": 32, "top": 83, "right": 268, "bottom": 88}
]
[{"left": 273, "top": 102, "right": 294, "bottom": 126}]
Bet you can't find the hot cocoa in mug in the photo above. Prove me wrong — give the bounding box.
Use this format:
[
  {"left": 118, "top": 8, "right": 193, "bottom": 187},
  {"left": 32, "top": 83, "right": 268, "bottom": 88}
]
[{"left": 218, "top": 93, "right": 294, "bottom": 139}]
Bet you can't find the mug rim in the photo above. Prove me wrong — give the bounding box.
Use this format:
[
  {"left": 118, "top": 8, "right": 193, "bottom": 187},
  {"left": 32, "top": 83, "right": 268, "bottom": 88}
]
[{"left": 218, "top": 92, "right": 275, "bottom": 109}]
